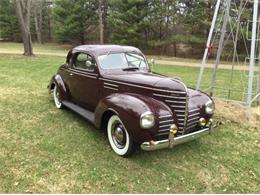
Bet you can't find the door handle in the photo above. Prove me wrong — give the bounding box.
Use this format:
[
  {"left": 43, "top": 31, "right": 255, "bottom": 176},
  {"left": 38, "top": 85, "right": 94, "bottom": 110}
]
[{"left": 70, "top": 73, "right": 73, "bottom": 76}]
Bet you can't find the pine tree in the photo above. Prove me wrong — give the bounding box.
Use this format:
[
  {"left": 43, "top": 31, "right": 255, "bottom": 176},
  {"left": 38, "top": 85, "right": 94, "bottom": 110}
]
[
  {"left": 0, "top": 0, "right": 20, "bottom": 41},
  {"left": 109, "top": 0, "right": 149, "bottom": 48},
  {"left": 53, "top": 0, "right": 98, "bottom": 44}
]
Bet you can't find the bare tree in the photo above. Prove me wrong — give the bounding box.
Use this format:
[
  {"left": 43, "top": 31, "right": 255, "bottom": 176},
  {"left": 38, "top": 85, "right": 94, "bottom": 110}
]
[
  {"left": 15, "top": 0, "right": 33, "bottom": 56},
  {"left": 98, "top": 0, "right": 104, "bottom": 44},
  {"left": 98, "top": 0, "right": 109, "bottom": 44},
  {"left": 33, "top": 0, "right": 43, "bottom": 44}
]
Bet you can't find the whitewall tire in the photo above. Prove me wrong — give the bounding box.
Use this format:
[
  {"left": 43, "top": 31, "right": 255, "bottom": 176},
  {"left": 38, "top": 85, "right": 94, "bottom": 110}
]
[
  {"left": 53, "top": 85, "right": 63, "bottom": 109},
  {"left": 107, "top": 115, "right": 134, "bottom": 157}
]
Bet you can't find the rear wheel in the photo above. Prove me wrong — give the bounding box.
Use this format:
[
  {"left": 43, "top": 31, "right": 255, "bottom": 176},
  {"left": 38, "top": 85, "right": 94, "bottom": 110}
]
[
  {"left": 53, "top": 84, "right": 63, "bottom": 109},
  {"left": 107, "top": 115, "right": 134, "bottom": 157}
]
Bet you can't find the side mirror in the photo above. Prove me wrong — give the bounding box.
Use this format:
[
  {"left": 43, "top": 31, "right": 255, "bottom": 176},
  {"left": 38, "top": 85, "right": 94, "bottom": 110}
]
[{"left": 86, "top": 60, "right": 92, "bottom": 67}]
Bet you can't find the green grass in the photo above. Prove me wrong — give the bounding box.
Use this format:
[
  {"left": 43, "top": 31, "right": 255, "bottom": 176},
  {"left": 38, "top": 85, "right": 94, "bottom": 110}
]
[
  {"left": 0, "top": 42, "right": 70, "bottom": 55},
  {"left": 0, "top": 54, "right": 259, "bottom": 193}
]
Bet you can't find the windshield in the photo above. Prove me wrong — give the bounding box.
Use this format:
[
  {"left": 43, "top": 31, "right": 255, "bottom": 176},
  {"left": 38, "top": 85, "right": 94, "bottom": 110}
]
[{"left": 98, "top": 52, "right": 148, "bottom": 70}]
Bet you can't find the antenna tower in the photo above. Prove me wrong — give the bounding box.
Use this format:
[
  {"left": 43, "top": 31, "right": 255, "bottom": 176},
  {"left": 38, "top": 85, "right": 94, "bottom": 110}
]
[{"left": 196, "top": 0, "right": 260, "bottom": 117}]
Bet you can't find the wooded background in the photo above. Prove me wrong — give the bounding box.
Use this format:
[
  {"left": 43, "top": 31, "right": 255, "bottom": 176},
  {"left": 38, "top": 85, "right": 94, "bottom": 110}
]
[{"left": 0, "top": 0, "right": 253, "bottom": 57}]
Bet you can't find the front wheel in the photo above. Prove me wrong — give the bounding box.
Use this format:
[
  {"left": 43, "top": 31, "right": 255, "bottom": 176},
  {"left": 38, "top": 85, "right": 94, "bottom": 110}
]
[
  {"left": 107, "top": 115, "right": 134, "bottom": 157},
  {"left": 53, "top": 84, "right": 63, "bottom": 109}
]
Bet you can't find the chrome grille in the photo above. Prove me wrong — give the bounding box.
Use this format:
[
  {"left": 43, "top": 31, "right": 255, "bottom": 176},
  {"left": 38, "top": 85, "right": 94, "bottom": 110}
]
[
  {"left": 154, "top": 115, "right": 174, "bottom": 139},
  {"left": 186, "top": 108, "right": 201, "bottom": 131},
  {"left": 153, "top": 91, "right": 188, "bottom": 132}
]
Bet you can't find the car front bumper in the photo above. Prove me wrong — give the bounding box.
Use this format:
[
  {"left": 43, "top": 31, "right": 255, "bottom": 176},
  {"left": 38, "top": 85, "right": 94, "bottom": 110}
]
[{"left": 141, "top": 125, "right": 216, "bottom": 151}]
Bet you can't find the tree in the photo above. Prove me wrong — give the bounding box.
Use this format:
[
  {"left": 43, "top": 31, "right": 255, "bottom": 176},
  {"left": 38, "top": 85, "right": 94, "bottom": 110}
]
[
  {"left": 32, "top": 0, "right": 44, "bottom": 44},
  {"left": 0, "top": 0, "right": 20, "bottom": 41},
  {"left": 98, "top": 0, "right": 104, "bottom": 44},
  {"left": 109, "top": 0, "right": 149, "bottom": 48},
  {"left": 15, "top": 0, "right": 33, "bottom": 56},
  {"left": 177, "top": 0, "right": 211, "bottom": 45},
  {"left": 98, "top": 0, "right": 109, "bottom": 44},
  {"left": 145, "top": 0, "right": 179, "bottom": 54},
  {"left": 53, "top": 0, "right": 98, "bottom": 44},
  {"left": 0, "top": 0, "right": 220, "bottom": 57}
]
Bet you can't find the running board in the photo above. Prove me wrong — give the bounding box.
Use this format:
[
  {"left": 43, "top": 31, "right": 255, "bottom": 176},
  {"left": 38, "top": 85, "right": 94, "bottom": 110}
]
[{"left": 62, "top": 101, "right": 95, "bottom": 124}]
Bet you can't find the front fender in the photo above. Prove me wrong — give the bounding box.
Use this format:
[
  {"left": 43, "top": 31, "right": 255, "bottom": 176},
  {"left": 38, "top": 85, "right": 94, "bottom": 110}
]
[
  {"left": 95, "top": 93, "right": 173, "bottom": 143},
  {"left": 48, "top": 74, "right": 69, "bottom": 101}
]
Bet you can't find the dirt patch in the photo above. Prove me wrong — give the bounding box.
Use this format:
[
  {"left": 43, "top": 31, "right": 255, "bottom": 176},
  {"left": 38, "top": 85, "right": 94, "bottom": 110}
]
[
  {"left": 0, "top": 86, "right": 44, "bottom": 99},
  {"left": 197, "top": 168, "right": 213, "bottom": 193},
  {"left": 215, "top": 100, "right": 260, "bottom": 127},
  {"left": 251, "top": 107, "right": 260, "bottom": 122},
  {"left": 0, "top": 87, "right": 18, "bottom": 96}
]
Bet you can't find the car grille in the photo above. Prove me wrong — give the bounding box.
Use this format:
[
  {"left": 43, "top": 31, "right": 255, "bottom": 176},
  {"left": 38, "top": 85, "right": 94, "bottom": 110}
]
[
  {"left": 153, "top": 115, "right": 174, "bottom": 140},
  {"left": 186, "top": 108, "right": 201, "bottom": 132},
  {"left": 153, "top": 89, "right": 202, "bottom": 135},
  {"left": 153, "top": 90, "right": 188, "bottom": 133}
]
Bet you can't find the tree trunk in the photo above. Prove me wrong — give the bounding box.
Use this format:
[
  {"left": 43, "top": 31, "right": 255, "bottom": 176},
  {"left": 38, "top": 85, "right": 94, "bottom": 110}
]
[
  {"left": 34, "top": 12, "right": 43, "bottom": 44},
  {"left": 15, "top": 0, "right": 33, "bottom": 56},
  {"left": 80, "top": 21, "right": 85, "bottom": 44},
  {"left": 39, "top": 8, "right": 43, "bottom": 42},
  {"left": 174, "top": 42, "right": 177, "bottom": 57},
  {"left": 99, "top": 0, "right": 104, "bottom": 44},
  {"left": 98, "top": 0, "right": 108, "bottom": 43},
  {"left": 47, "top": 9, "right": 52, "bottom": 41},
  {"left": 34, "top": 0, "right": 43, "bottom": 44}
]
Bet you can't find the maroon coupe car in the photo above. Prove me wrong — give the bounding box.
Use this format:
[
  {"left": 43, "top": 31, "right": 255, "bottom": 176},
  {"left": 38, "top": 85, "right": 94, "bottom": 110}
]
[{"left": 48, "top": 45, "right": 216, "bottom": 157}]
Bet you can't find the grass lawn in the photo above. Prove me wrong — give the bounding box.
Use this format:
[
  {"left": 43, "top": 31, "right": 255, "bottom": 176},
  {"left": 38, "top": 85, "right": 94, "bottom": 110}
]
[
  {"left": 0, "top": 53, "right": 259, "bottom": 193},
  {"left": 0, "top": 42, "right": 70, "bottom": 55}
]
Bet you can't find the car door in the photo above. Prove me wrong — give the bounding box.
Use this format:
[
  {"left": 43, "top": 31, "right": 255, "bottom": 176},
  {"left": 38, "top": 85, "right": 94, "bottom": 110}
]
[{"left": 68, "top": 52, "right": 100, "bottom": 111}]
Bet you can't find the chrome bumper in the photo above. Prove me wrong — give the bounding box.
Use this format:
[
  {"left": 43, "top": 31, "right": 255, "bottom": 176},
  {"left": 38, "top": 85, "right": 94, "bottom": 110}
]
[{"left": 141, "top": 126, "right": 216, "bottom": 151}]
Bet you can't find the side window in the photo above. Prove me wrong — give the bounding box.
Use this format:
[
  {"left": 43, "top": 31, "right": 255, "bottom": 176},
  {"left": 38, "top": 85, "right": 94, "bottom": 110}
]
[{"left": 74, "top": 53, "right": 96, "bottom": 71}]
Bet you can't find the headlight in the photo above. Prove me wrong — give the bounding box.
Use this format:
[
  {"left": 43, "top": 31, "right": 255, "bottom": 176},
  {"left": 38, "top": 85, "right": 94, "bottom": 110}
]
[
  {"left": 205, "top": 100, "right": 215, "bottom": 114},
  {"left": 140, "top": 111, "right": 155, "bottom": 129}
]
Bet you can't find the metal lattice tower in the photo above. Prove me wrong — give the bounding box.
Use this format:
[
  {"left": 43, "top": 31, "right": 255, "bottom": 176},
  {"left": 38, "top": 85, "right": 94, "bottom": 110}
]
[{"left": 196, "top": 0, "right": 259, "bottom": 118}]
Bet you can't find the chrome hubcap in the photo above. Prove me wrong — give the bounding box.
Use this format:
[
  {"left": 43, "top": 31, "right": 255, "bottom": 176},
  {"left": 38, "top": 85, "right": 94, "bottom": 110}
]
[
  {"left": 54, "top": 86, "right": 62, "bottom": 107},
  {"left": 56, "top": 90, "right": 60, "bottom": 100},
  {"left": 114, "top": 126, "right": 124, "bottom": 142},
  {"left": 111, "top": 121, "right": 126, "bottom": 149}
]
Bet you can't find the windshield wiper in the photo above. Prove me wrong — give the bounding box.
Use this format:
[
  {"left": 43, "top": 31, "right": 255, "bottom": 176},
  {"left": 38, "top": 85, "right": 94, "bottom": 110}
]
[{"left": 122, "top": 67, "right": 140, "bottom": 71}]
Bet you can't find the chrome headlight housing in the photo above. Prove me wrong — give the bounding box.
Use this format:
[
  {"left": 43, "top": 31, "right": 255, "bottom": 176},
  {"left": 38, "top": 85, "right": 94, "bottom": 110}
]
[
  {"left": 140, "top": 111, "right": 155, "bottom": 129},
  {"left": 205, "top": 100, "right": 215, "bottom": 114}
]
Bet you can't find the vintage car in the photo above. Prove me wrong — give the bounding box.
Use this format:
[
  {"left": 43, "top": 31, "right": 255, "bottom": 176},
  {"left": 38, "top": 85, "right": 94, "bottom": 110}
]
[{"left": 48, "top": 45, "right": 216, "bottom": 157}]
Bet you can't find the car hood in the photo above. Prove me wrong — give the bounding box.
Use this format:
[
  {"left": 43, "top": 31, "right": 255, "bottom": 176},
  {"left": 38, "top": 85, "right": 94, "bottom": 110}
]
[
  {"left": 188, "top": 88, "right": 211, "bottom": 109},
  {"left": 103, "top": 72, "right": 187, "bottom": 92},
  {"left": 103, "top": 71, "right": 211, "bottom": 109}
]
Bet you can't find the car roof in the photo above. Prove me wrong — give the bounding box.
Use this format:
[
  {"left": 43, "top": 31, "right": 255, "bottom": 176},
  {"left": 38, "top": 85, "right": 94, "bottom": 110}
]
[{"left": 72, "top": 44, "right": 143, "bottom": 56}]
